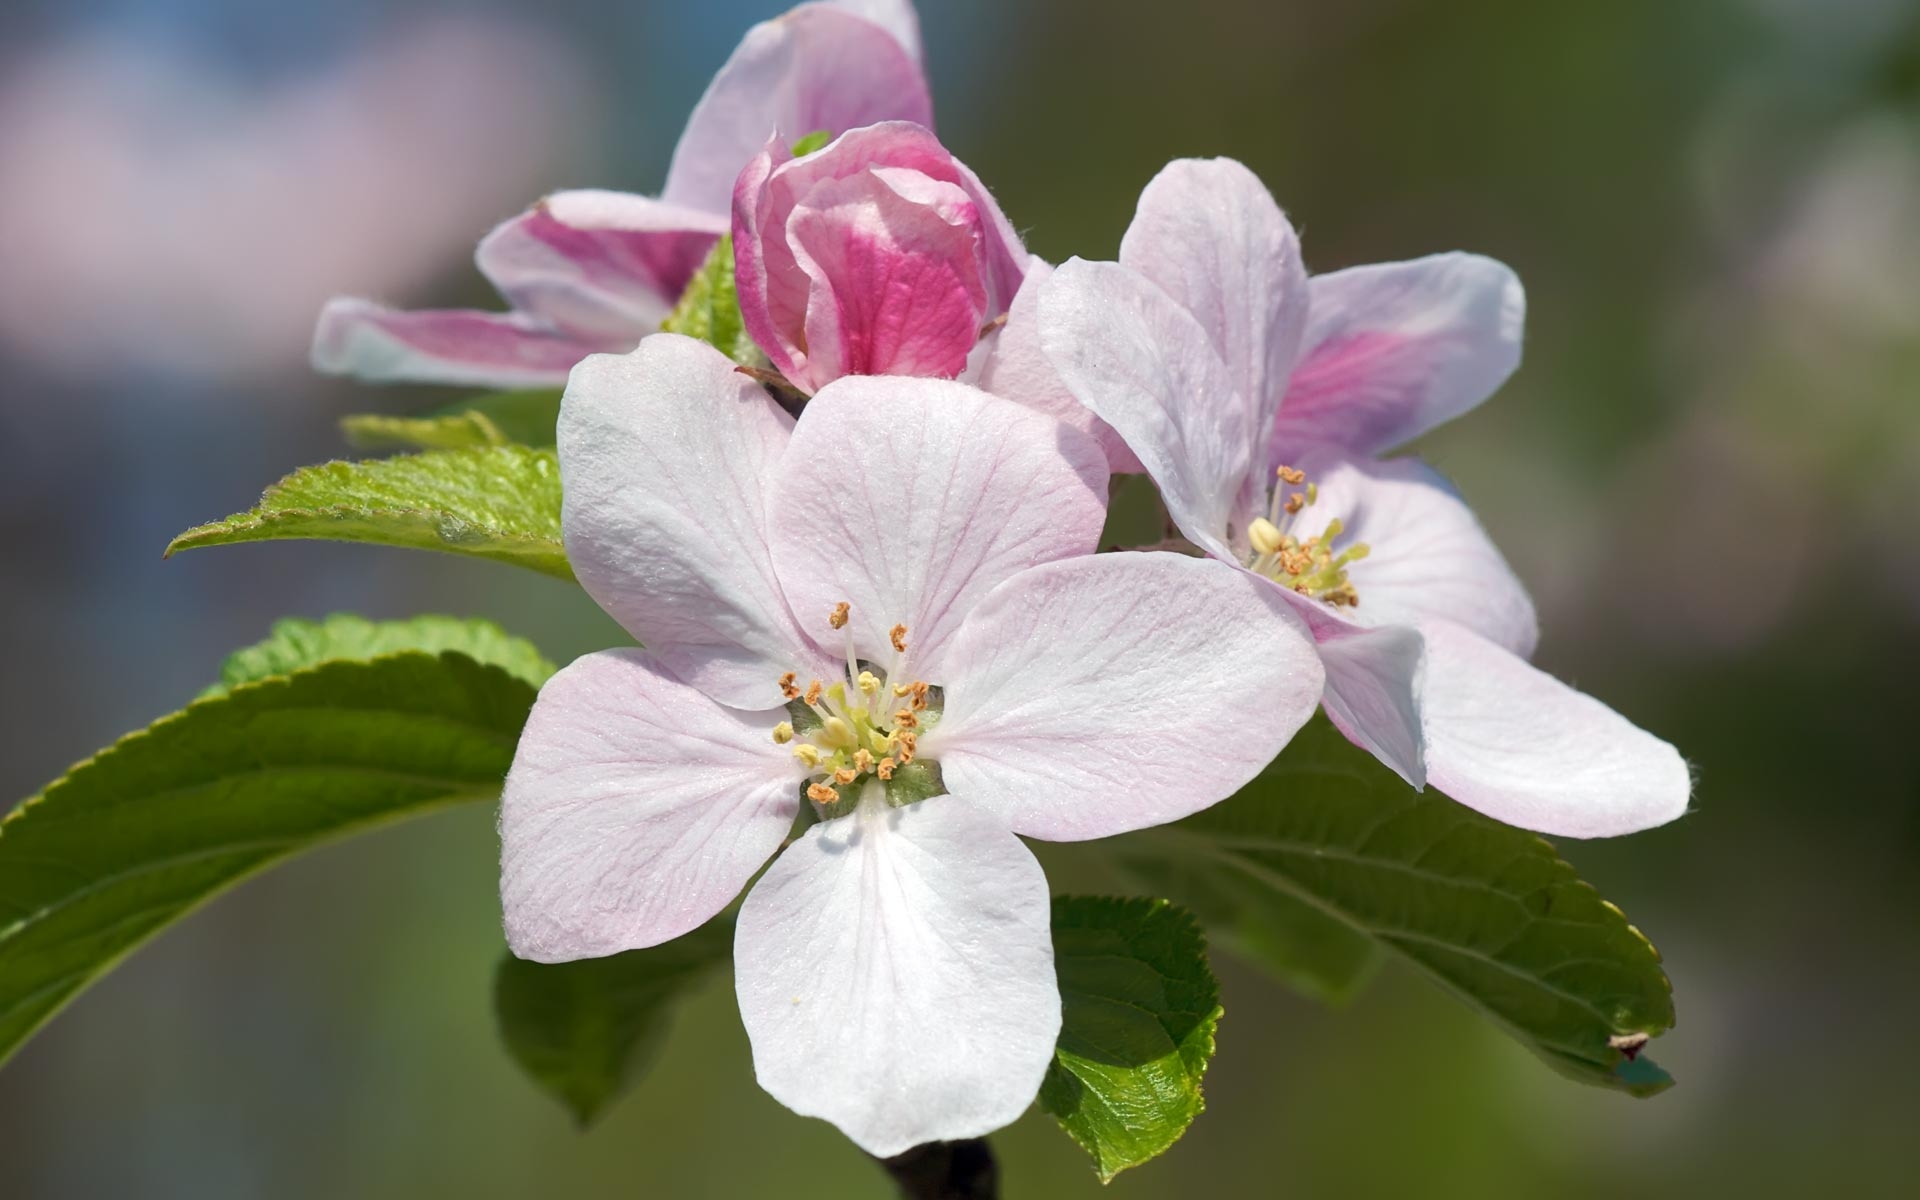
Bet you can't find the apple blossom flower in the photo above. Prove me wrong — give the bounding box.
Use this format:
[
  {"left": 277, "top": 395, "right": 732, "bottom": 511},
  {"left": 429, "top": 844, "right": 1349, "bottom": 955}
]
[
  {"left": 733, "top": 121, "right": 1028, "bottom": 393},
  {"left": 311, "top": 0, "right": 930, "bottom": 388},
  {"left": 500, "top": 332, "right": 1323, "bottom": 1154},
  {"left": 1037, "top": 157, "right": 1690, "bottom": 838}
]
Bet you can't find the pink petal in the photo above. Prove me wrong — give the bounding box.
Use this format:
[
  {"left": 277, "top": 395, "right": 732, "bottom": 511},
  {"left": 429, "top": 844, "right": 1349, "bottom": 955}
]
[
  {"left": 309, "top": 296, "right": 599, "bottom": 388},
  {"left": 477, "top": 190, "right": 727, "bottom": 342},
  {"left": 768, "top": 377, "right": 1108, "bottom": 682},
  {"left": 1039, "top": 257, "right": 1253, "bottom": 556},
  {"left": 1290, "top": 597, "right": 1428, "bottom": 788},
  {"left": 664, "top": 7, "right": 933, "bottom": 216},
  {"left": 928, "top": 553, "right": 1324, "bottom": 841},
  {"left": 783, "top": 167, "right": 987, "bottom": 389},
  {"left": 560, "top": 334, "right": 836, "bottom": 709},
  {"left": 1290, "top": 453, "right": 1538, "bottom": 658},
  {"left": 968, "top": 258, "right": 1145, "bottom": 474},
  {"left": 735, "top": 787, "right": 1058, "bottom": 1157},
  {"left": 1272, "top": 253, "right": 1524, "bottom": 457},
  {"left": 1420, "top": 619, "right": 1691, "bottom": 837},
  {"left": 827, "top": 0, "right": 924, "bottom": 59},
  {"left": 1120, "top": 158, "right": 1308, "bottom": 518},
  {"left": 500, "top": 649, "right": 800, "bottom": 962}
]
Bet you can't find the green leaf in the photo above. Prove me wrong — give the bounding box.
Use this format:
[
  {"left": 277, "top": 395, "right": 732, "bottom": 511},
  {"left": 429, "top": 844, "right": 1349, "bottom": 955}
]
[
  {"left": 493, "top": 919, "right": 733, "bottom": 1126},
  {"left": 0, "top": 645, "right": 540, "bottom": 1068},
  {"left": 1040, "top": 896, "right": 1222, "bottom": 1182},
  {"left": 1116, "top": 853, "right": 1381, "bottom": 1004},
  {"left": 1111, "top": 717, "right": 1676, "bottom": 1096},
  {"left": 341, "top": 388, "right": 561, "bottom": 452},
  {"left": 660, "top": 234, "right": 762, "bottom": 367},
  {"left": 165, "top": 445, "right": 571, "bottom": 579},
  {"left": 204, "top": 613, "right": 555, "bottom": 697}
]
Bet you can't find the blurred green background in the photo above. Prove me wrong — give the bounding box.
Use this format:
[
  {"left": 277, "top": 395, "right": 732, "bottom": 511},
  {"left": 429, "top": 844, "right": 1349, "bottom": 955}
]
[{"left": 2, "top": 0, "right": 1916, "bottom": 1195}]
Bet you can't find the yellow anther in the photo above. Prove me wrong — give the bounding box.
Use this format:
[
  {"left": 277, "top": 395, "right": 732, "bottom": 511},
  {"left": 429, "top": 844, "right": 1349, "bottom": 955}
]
[
  {"left": 779, "top": 672, "right": 800, "bottom": 700},
  {"left": 889, "top": 624, "right": 909, "bottom": 653},
  {"left": 1277, "top": 464, "right": 1307, "bottom": 486},
  {"left": 1248, "top": 517, "right": 1284, "bottom": 556},
  {"left": 833, "top": 767, "right": 857, "bottom": 785},
  {"left": 853, "top": 748, "right": 874, "bottom": 772},
  {"left": 806, "top": 782, "right": 839, "bottom": 804},
  {"left": 821, "top": 716, "right": 856, "bottom": 749},
  {"left": 771, "top": 721, "right": 794, "bottom": 745},
  {"left": 793, "top": 744, "right": 823, "bottom": 768},
  {"left": 877, "top": 756, "right": 897, "bottom": 780},
  {"left": 857, "top": 671, "right": 881, "bottom": 697},
  {"left": 828, "top": 601, "right": 850, "bottom": 630}
]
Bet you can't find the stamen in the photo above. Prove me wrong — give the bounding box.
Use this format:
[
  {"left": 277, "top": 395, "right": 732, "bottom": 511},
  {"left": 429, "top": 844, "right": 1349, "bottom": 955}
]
[
  {"left": 893, "top": 708, "right": 919, "bottom": 730},
  {"left": 889, "top": 624, "right": 909, "bottom": 653},
  {"left": 803, "top": 678, "right": 823, "bottom": 707},
  {"left": 858, "top": 671, "right": 881, "bottom": 698},
  {"left": 1277, "top": 464, "right": 1307, "bottom": 486},
  {"left": 771, "top": 721, "right": 794, "bottom": 745},
  {"left": 853, "top": 749, "right": 874, "bottom": 772},
  {"left": 877, "top": 757, "right": 897, "bottom": 780},
  {"left": 1248, "top": 517, "right": 1284, "bottom": 556},
  {"left": 821, "top": 716, "right": 856, "bottom": 749},
  {"left": 793, "top": 744, "right": 823, "bottom": 768},
  {"left": 806, "top": 782, "right": 839, "bottom": 804},
  {"left": 779, "top": 672, "right": 800, "bottom": 700},
  {"left": 828, "top": 602, "right": 850, "bottom": 630},
  {"left": 833, "top": 767, "right": 857, "bottom": 785}
]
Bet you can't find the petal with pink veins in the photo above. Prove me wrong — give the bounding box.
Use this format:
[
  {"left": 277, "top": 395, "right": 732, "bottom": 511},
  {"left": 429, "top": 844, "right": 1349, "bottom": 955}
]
[
  {"left": 665, "top": 7, "right": 932, "bottom": 216},
  {"left": 1420, "top": 619, "right": 1691, "bottom": 838},
  {"left": 1120, "top": 158, "right": 1308, "bottom": 516},
  {"left": 560, "top": 334, "right": 836, "bottom": 709},
  {"left": 734, "top": 787, "right": 1058, "bottom": 1158},
  {"left": 1289, "top": 453, "right": 1538, "bottom": 658},
  {"left": 928, "top": 553, "right": 1323, "bottom": 841},
  {"left": 770, "top": 378, "right": 1108, "bottom": 680},
  {"left": 970, "top": 258, "right": 1144, "bottom": 474},
  {"left": 500, "top": 649, "right": 801, "bottom": 962},
  {"left": 477, "top": 190, "right": 727, "bottom": 341},
  {"left": 309, "top": 297, "right": 600, "bottom": 388},
  {"left": 1271, "top": 253, "right": 1524, "bottom": 457},
  {"left": 1040, "top": 258, "right": 1253, "bottom": 556},
  {"left": 784, "top": 167, "right": 987, "bottom": 388}
]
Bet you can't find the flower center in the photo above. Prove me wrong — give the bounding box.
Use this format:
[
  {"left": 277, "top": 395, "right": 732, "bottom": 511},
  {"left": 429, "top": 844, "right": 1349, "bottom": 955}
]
[
  {"left": 1244, "top": 464, "right": 1370, "bottom": 607},
  {"left": 771, "top": 603, "right": 941, "bottom": 810}
]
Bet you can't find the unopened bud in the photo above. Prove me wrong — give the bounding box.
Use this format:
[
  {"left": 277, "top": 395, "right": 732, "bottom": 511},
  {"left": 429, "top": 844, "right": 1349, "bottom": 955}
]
[{"left": 1248, "top": 517, "right": 1285, "bottom": 556}]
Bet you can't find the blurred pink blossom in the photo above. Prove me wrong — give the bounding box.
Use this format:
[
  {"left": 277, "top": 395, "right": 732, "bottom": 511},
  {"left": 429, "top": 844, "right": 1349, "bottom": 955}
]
[{"left": 0, "top": 18, "right": 593, "bottom": 387}]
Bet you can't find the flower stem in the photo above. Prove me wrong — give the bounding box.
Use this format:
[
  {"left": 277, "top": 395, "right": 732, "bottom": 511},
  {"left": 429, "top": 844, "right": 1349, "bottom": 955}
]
[{"left": 873, "top": 1138, "right": 999, "bottom": 1200}]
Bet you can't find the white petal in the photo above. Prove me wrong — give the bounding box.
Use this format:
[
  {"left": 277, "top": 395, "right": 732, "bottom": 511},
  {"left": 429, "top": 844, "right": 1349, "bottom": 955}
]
[
  {"left": 501, "top": 649, "right": 800, "bottom": 962},
  {"left": 1273, "top": 252, "right": 1524, "bottom": 456},
  {"left": 1039, "top": 258, "right": 1253, "bottom": 555},
  {"left": 1292, "top": 599, "right": 1428, "bottom": 788},
  {"left": 1291, "top": 453, "right": 1538, "bottom": 657},
  {"left": 663, "top": 5, "right": 932, "bottom": 215},
  {"left": 735, "top": 788, "right": 1058, "bottom": 1157},
  {"left": 928, "top": 553, "right": 1324, "bottom": 841},
  {"left": 560, "top": 334, "right": 835, "bottom": 707},
  {"left": 1420, "top": 620, "right": 1691, "bottom": 837},
  {"left": 827, "top": 0, "right": 923, "bottom": 59},
  {"left": 1120, "top": 157, "right": 1308, "bottom": 516},
  {"left": 968, "top": 257, "right": 1144, "bottom": 473},
  {"left": 768, "top": 377, "right": 1108, "bottom": 681}
]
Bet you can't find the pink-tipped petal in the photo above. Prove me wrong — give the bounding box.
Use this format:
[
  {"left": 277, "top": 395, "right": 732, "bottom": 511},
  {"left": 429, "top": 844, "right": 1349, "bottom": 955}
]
[
  {"left": 929, "top": 553, "right": 1324, "bottom": 841},
  {"left": 769, "top": 378, "right": 1108, "bottom": 681},
  {"left": 560, "top": 334, "right": 834, "bottom": 708},
  {"left": 735, "top": 788, "right": 1058, "bottom": 1157},
  {"left": 1291, "top": 453, "right": 1538, "bottom": 658},
  {"left": 1291, "top": 599, "right": 1428, "bottom": 788},
  {"left": 969, "top": 258, "right": 1145, "bottom": 474},
  {"left": 1272, "top": 253, "right": 1524, "bottom": 457},
  {"left": 1040, "top": 258, "right": 1252, "bottom": 556},
  {"left": 665, "top": 6, "right": 932, "bottom": 216},
  {"left": 310, "top": 296, "right": 596, "bottom": 388},
  {"left": 1120, "top": 157, "right": 1308, "bottom": 516},
  {"left": 1419, "top": 620, "right": 1691, "bottom": 837},
  {"left": 783, "top": 167, "right": 987, "bottom": 389},
  {"left": 477, "top": 191, "right": 727, "bottom": 341},
  {"left": 828, "top": 0, "right": 923, "bottom": 59},
  {"left": 500, "top": 649, "right": 800, "bottom": 962}
]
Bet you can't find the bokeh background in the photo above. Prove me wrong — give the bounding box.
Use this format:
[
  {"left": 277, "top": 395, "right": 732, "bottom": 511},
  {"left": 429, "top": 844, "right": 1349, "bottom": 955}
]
[{"left": 2, "top": 0, "right": 1916, "bottom": 1195}]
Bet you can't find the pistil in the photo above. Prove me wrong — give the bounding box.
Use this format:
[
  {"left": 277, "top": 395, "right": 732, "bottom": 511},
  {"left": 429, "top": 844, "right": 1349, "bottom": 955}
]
[
  {"left": 1247, "top": 464, "right": 1369, "bottom": 607},
  {"left": 774, "top": 604, "right": 937, "bottom": 806}
]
